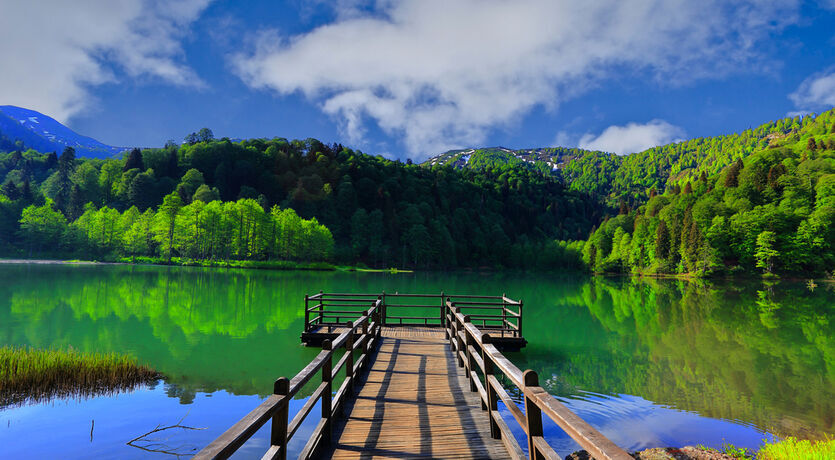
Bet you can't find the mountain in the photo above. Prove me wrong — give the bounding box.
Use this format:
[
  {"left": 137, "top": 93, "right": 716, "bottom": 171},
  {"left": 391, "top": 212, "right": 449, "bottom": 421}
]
[
  {"left": 424, "top": 111, "right": 833, "bottom": 206},
  {"left": 0, "top": 105, "right": 125, "bottom": 159}
]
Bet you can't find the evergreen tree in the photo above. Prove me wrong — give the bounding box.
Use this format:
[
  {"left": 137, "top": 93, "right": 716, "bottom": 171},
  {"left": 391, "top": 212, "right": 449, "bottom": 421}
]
[
  {"left": 123, "top": 148, "right": 145, "bottom": 172},
  {"left": 54, "top": 147, "right": 76, "bottom": 215},
  {"left": 724, "top": 159, "right": 743, "bottom": 188},
  {"left": 655, "top": 220, "right": 670, "bottom": 260}
]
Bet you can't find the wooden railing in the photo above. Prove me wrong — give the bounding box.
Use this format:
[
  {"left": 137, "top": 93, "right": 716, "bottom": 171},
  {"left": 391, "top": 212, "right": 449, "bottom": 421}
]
[
  {"left": 445, "top": 300, "right": 632, "bottom": 460},
  {"left": 305, "top": 291, "right": 522, "bottom": 338},
  {"left": 198, "top": 293, "right": 631, "bottom": 460},
  {"left": 195, "top": 299, "right": 382, "bottom": 460}
]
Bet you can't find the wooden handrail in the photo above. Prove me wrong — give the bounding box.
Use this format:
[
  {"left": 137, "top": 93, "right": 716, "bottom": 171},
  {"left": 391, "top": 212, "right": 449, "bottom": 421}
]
[
  {"left": 202, "top": 293, "right": 531, "bottom": 459},
  {"left": 304, "top": 292, "right": 522, "bottom": 338},
  {"left": 445, "top": 302, "right": 632, "bottom": 460},
  {"left": 196, "top": 300, "right": 382, "bottom": 460}
]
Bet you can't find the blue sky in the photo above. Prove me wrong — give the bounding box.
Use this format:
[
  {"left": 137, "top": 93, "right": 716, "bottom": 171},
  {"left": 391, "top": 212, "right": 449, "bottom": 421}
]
[{"left": 1, "top": 0, "right": 834, "bottom": 160}]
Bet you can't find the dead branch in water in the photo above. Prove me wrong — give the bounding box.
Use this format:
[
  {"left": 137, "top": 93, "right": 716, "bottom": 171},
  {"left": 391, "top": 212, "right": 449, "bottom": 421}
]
[{"left": 127, "top": 411, "right": 206, "bottom": 457}]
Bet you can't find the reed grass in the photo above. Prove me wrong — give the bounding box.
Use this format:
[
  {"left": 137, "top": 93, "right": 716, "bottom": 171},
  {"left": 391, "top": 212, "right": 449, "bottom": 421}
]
[
  {"left": 757, "top": 437, "right": 835, "bottom": 460},
  {"left": 0, "top": 346, "right": 160, "bottom": 407}
]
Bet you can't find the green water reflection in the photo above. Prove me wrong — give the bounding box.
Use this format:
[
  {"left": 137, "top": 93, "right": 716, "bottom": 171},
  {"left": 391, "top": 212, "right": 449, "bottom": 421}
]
[{"left": 0, "top": 264, "right": 832, "bottom": 440}]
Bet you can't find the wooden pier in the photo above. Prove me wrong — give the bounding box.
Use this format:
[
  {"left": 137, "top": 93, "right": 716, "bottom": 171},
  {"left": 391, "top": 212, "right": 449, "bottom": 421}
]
[{"left": 196, "top": 293, "right": 632, "bottom": 460}]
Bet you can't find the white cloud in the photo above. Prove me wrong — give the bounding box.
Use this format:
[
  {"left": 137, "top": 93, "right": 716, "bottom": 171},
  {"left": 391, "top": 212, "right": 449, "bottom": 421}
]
[
  {"left": 233, "top": 0, "right": 799, "bottom": 159},
  {"left": 790, "top": 67, "right": 835, "bottom": 110},
  {"left": 0, "top": 0, "right": 210, "bottom": 122},
  {"left": 578, "top": 120, "right": 685, "bottom": 155}
]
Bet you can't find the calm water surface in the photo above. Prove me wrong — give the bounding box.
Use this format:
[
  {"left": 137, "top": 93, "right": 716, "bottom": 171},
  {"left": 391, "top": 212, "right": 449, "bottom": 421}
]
[{"left": 0, "top": 264, "right": 832, "bottom": 458}]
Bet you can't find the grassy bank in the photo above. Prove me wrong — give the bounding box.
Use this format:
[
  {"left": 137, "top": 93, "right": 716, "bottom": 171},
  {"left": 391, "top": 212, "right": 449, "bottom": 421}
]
[
  {"left": 0, "top": 346, "right": 159, "bottom": 407},
  {"left": 755, "top": 437, "right": 835, "bottom": 460}
]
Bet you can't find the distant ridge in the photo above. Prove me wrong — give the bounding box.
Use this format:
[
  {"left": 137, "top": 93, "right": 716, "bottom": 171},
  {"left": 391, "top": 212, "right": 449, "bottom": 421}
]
[{"left": 0, "top": 105, "right": 126, "bottom": 159}]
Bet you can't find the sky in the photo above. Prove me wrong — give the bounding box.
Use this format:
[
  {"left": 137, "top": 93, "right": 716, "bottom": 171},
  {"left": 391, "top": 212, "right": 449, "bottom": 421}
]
[{"left": 0, "top": 0, "right": 834, "bottom": 160}]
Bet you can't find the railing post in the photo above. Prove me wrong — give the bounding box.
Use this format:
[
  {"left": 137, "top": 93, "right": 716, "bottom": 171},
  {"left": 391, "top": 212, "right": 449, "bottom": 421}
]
[
  {"left": 345, "top": 321, "right": 355, "bottom": 400},
  {"left": 270, "top": 377, "right": 289, "bottom": 460},
  {"left": 362, "top": 313, "right": 370, "bottom": 364},
  {"left": 464, "top": 315, "right": 477, "bottom": 392},
  {"left": 322, "top": 339, "right": 333, "bottom": 446},
  {"left": 523, "top": 370, "right": 543, "bottom": 460},
  {"left": 501, "top": 293, "right": 507, "bottom": 338},
  {"left": 518, "top": 299, "right": 523, "bottom": 338},
  {"left": 304, "top": 294, "right": 310, "bottom": 332},
  {"left": 381, "top": 292, "right": 386, "bottom": 326},
  {"left": 481, "top": 334, "right": 500, "bottom": 439},
  {"left": 444, "top": 297, "right": 452, "bottom": 342},
  {"left": 455, "top": 307, "right": 465, "bottom": 368},
  {"left": 319, "top": 290, "right": 324, "bottom": 330},
  {"left": 440, "top": 291, "right": 445, "bottom": 327},
  {"left": 373, "top": 301, "right": 382, "bottom": 339}
]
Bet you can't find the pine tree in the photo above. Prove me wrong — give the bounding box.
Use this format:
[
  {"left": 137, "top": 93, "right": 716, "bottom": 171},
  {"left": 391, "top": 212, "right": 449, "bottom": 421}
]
[
  {"left": 724, "top": 159, "right": 743, "bottom": 188},
  {"left": 655, "top": 220, "right": 670, "bottom": 259},
  {"left": 54, "top": 147, "right": 76, "bottom": 215},
  {"left": 123, "top": 148, "right": 145, "bottom": 172},
  {"left": 807, "top": 137, "right": 817, "bottom": 151}
]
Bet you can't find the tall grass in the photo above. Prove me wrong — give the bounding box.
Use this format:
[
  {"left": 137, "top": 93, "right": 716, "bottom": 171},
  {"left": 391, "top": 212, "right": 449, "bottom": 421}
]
[
  {"left": 0, "top": 346, "right": 159, "bottom": 407},
  {"left": 757, "top": 437, "right": 835, "bottom": 460}
]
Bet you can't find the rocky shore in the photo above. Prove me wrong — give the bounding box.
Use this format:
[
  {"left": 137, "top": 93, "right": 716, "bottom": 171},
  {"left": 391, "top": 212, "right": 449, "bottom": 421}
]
[{"left": 567, "top": 446, "right": 745, "bottom": 460}]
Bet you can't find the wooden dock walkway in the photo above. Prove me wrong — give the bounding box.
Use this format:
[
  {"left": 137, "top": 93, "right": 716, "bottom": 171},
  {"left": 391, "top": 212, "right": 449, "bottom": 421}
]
[
  {"left": 196, "top": 293, "right": 632, "bottom": 460},
  {"left": 325, "top": 327, "right": 507, "bottom": 458}
]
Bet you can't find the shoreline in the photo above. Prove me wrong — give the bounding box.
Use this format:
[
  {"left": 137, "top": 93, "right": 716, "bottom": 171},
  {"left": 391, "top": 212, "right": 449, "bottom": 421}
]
[
  {"left": 0, "top": 257, "right": 413, "bottom": 274},
  {"left": 0, "top": 258, "right": 121, "bottom": 265}
]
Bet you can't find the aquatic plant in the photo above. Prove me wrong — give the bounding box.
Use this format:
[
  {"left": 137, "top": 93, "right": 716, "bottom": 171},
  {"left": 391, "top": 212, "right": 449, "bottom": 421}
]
[{"left": 0, "top": 346, "right": 159, "bottom": 407}]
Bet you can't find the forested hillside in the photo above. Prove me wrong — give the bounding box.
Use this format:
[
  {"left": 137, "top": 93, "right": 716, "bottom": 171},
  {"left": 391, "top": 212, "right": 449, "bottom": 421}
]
[
  {"left": 426, "top": 113, "right": 828, "bottom": 209},
  {"left": 0, "top": 136, "right": 600, "bottom": 268},
  {"left": 2, "top": 106, "right": 833, "bottom": 274},
  {"left": 585, "top": 109, "right": 835, "bottom": 276}
]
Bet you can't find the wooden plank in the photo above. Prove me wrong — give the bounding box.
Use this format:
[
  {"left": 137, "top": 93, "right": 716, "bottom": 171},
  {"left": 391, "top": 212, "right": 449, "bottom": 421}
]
[
  {"left": 488, "top": 374, "right": 526, "bottom": 430},
  {"left": 494, "top": 409, "right": 526, "bottom": 460},
  {"left": 287, "top": 381, "right": 327, "bottom": 441},
  {"left": 323, "top": 327, "right": 509, "bottom": 459},
  {"left": 533, "top": 436, "right": 562, "bottom": 460},
  {"left": 288, "top": 351, "right": 331, "bottom": 397},
  {"left": 530, "top": 386, "right": 632, "bottom": 460},
  {"left": 194, "top": 394, "right": 285, "bottom": 459}
]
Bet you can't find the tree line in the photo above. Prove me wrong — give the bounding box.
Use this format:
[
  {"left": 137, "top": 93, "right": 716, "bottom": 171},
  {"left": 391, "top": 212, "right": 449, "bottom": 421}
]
[{"left": 0, "top": 134, "right": 601, "bottom": 268}]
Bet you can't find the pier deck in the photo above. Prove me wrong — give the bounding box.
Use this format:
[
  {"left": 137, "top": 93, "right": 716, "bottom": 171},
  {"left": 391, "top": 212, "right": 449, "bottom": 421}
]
[
  {"left": 196, "top": 293, "right": 632, "bottom": 460},
  {"left": 325, "top": 327, "right": 507, "bottom": 458}
]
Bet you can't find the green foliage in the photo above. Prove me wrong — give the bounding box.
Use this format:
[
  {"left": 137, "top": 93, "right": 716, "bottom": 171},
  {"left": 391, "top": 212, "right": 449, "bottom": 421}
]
[
  {"left": 755, "top": 231, "right": 778, "bottom": 274},
  {"left": 722, "top": 443, "right": 752, "bottom": 459},
  {"left": 756, "top": 437, "right": 835, "bottom": 460},
  {"left": 0, "top": 136, "right": 603, "bottom": 268},
  {"left": 584, "top": 108, "right": 835, "bottom": 275},
  {"left": 17, "top": 200, "right": 67, "bottom": 254}
]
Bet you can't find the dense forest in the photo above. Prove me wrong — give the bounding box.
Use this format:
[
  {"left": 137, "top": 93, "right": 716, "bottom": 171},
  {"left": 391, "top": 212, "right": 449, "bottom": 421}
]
[
  {"left": 560, "top": 114, "right": 826, "bottom": 206},
  {"left": 0, "top": 134, "right": 598, "bottom": 269},
  {"left": 428, "top": 113, "right": 833, "bottom": 211},
  {"left": 1, "top": 107, "right": 834, "bottom": 275},
  {"left": 584, "top": 109, "right": 835, "bottom": 276}
]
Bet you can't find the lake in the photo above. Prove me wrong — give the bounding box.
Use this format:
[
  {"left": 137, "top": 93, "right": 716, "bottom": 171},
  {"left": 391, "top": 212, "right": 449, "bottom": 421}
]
[{"left": 0, "top": 263, "right": 832, "bottom": 458}]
